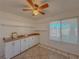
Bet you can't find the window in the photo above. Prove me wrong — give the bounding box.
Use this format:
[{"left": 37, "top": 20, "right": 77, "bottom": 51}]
[
  {"left": 49, "top": 21, "right": 60, "bottom": 41},
  {"left": 49, "top": 18, "right": 78, "bottom": 44},
  {"left": 62, "top": 18, "right": 78, "bottom": 44}
]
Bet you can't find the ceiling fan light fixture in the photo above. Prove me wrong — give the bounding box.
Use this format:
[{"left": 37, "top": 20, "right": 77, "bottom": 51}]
[{"left": 32, "top": 10, "right": 39, "bottom": 15}]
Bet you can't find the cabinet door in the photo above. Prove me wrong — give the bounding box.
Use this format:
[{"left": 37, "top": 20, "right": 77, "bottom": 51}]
[
  {"left": 36, "top": 36, "right": 39, "bottom": 44},
  {"left": 32, "top": 36, "right": 39, "bottom": 45},
  {"left": 14, "top": 40, "right": 20, "bottom": 56},
  {"left": 31, "top": 36, "right": 36, "bottom": 46},
  {"left": 5, "top": 42, "right": 14, "bottom": 59},
  {"left": 25, "top": 38, "right": 29, "bottom": 50},
  {"left": 21, "top": 39, "right": 26, "bottom": 52},
  {"left": 27, "top": 37, "right": 33, "bottom": 48}
]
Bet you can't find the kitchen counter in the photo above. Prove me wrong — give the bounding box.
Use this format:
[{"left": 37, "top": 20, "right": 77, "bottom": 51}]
[{"left": 3, "top": 33, "right": 40, "bottom": 43}]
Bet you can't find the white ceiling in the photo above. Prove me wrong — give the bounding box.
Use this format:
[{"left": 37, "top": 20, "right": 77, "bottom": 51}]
[{"left": 0, "top": 0, "right": 79, "bottom": 20}]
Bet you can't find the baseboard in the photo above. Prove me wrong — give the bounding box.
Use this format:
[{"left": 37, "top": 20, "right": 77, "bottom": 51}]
[{"left": 39, "top": 44, "right": 70, "bottom": 57}]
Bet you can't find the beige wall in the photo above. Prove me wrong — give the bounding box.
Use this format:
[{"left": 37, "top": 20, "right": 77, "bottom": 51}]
[
  {"left": 35, "top": 10, "right": 79, "bottom": 55},
  {"left": 0, "top": 8, "right": 79, "bottom": 57},
  {"left": 0, "top": 11, "right": 35, "bottom": 57}
]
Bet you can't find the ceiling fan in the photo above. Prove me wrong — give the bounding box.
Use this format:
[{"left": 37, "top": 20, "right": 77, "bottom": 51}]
[{"left": 22, "top": 0, "right": 49, "bottom": 16}]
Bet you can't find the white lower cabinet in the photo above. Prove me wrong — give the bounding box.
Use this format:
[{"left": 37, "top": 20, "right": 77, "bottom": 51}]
[
  {"left": 5, "top": 40, "right": 20, "bottom": 59},
  {"left": 35, "top": 36, "right": 40, "bottom": 44},
  {"left": 27, "top": 37, "right": 33, "bottom": 48},
  {"left": 25, "top": 38, "right": 29, "bottom": 49},
  {"left": 31, "top": 36, "right": 37, "bottom": 46},
  {"left": 13, "top": 40, "right": 20, "bottom": 56},
  {"left": 5, "top": 41, "right": 14, "bottom": 59},
  {"left": 33, "top": 36, "right": 39, "bottom": 45},
  {"left": 21, "top": 39, "right": 28, "bottom": 52},
  {"left": 5, "top": 36, "right": 39, "bottom": 59},
  {"left": 28, "top": 36, "right": 39, "bottom": 48}
]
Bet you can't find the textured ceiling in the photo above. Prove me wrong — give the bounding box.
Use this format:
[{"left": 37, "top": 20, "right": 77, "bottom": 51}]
[{"left": 0, "top": 0, "right": 79, "bottom": 20}]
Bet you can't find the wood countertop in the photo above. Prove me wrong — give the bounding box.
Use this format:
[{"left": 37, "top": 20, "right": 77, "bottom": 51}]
[{"left": 3, "top": 33, "right": 40, "bottom": 43}]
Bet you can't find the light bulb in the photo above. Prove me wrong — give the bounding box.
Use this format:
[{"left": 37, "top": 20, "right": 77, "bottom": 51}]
[{"left": 33, "top": 10, "right": 39, "bottom": 15}]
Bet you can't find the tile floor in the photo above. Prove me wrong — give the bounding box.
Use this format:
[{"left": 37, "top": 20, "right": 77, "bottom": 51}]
[{"left": 12, "top": 45, "right": 68, "bottom": 59}]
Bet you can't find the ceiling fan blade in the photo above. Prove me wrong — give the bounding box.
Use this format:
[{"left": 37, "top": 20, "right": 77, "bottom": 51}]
[
  {"left": 22, "top": 8, "right": 32, "bottom": 11},
  {"left": 39, "top": 3, "right": 49, "bottom": 10},
  {"left": 27, "top": 0, "right": 34, "bottom": 8},
  {"left": 39, "top": 11, "right": 45, "bottom": 15}
]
